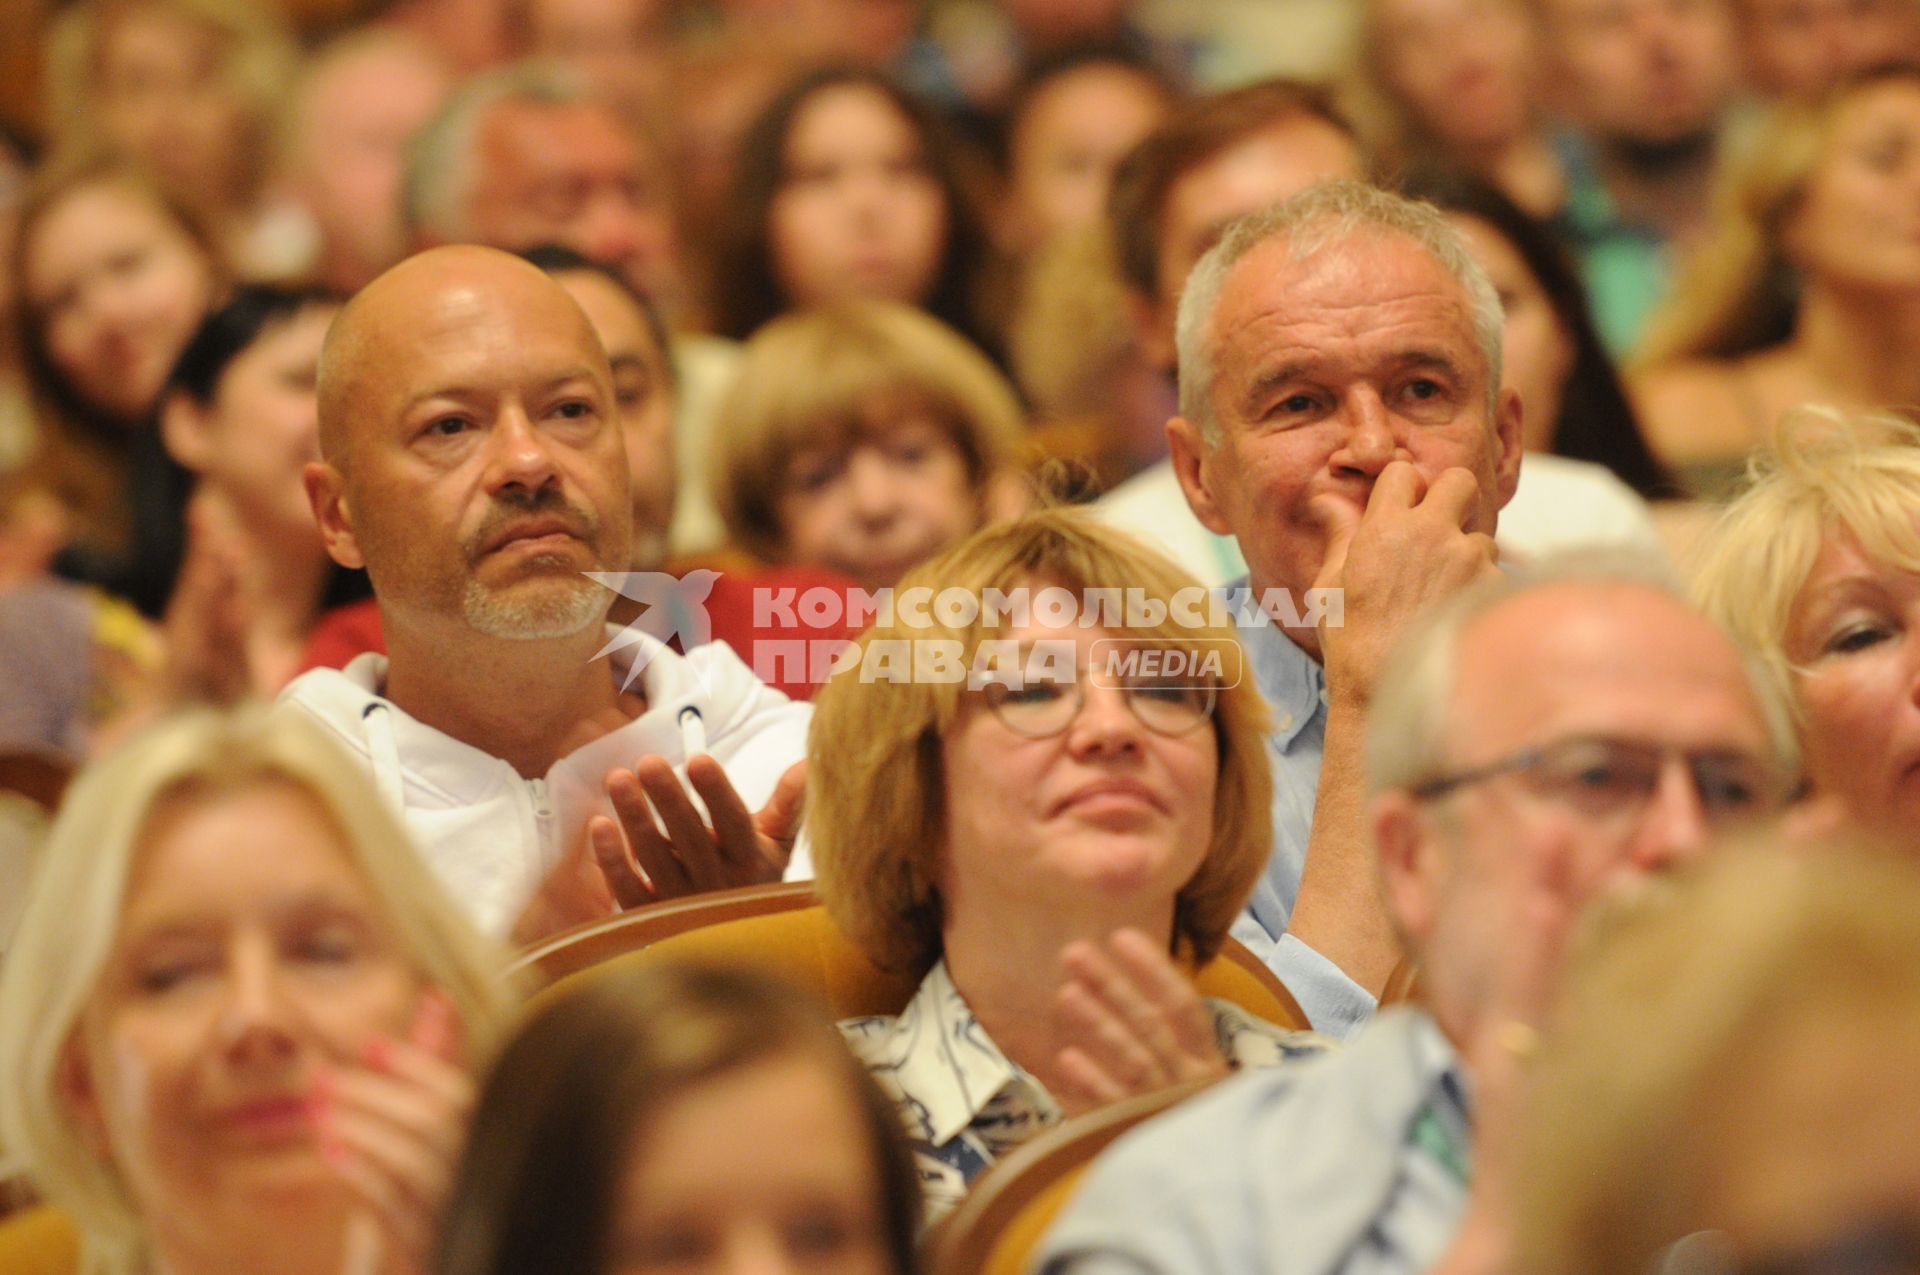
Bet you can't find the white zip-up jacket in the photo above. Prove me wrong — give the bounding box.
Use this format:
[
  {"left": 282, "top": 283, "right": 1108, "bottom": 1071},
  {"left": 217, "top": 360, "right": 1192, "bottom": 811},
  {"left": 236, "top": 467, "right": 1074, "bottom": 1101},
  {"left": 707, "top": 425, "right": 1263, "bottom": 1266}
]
[{"left": 279, "top": 629, "right": 812, "bottom": 936}]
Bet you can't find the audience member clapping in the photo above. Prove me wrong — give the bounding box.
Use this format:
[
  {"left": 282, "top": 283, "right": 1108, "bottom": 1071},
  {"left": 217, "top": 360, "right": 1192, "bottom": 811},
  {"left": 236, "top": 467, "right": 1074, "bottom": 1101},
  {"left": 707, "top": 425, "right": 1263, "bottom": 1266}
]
[
  {"left": 8, "top": 157, "right": 221, "bottom": 615},
  {"left": 1634, "top": 67, "right": 1920, "bottom": 496},
  {"left": 1692, "top": 409, "right": 1920, "bottom": 843},
  {"left": 1518, "top": 845, "right": 1920, "bottom": 1275},
  {"left": 710, "top": 299, "right": 1023, "bottom": 593},
  {"left": 711, "top": 67, "right": 994, "bottom": 355},
  {"left": 436, "top": 962, "right": 922, "bottom": 1275},
  {"left": 155, "top": 285, "right": 365, "bottom": 700},
  {"left": 41, "top": 0, "right": 298, "bottom": 275},
  {"left": 809, "top": 509, "right": 1329, "bottom": 1222},
  {"left": 0, "top": 705, "right": 513, "bottom": 1275}
]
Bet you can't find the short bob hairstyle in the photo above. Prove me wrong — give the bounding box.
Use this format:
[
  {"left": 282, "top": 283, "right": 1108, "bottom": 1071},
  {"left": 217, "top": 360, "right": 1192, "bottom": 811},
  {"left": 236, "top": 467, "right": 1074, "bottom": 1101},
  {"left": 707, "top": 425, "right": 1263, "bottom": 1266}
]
[
  {"left": 0, "top": 706, "right": 515, "bottom": 1275},
  {"left": 1638, "top": 64, "right": 1920, "bottom": 367},
  {"left": 1517, "top": 844, "right": 1920, "bottom": 1275},
  {"left": 436, "top": 962, "right": 922, "bottom": 1275},
  {"left": 709, "top": 65, "right": 992, "bottom": 348},
  {"left": 807, "top": 507, "right": 1273, "bottom": 975},
  {"left": 1689, "top": 407, "right": 1920, "bottom": 719},
  {"left": 710, "top": 299, "right": 1023, "bottom": 565}
]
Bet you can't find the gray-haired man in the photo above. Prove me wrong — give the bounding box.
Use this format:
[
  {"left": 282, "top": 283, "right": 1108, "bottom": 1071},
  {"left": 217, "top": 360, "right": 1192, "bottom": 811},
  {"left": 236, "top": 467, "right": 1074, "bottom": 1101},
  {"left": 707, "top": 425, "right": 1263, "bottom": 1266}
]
[
  {"left": 1034, "top": 560, "right": 1799, "bottom": 1275},
  {"left": 1166, "top": 181, "right": 1522, "bottom": 1033}
]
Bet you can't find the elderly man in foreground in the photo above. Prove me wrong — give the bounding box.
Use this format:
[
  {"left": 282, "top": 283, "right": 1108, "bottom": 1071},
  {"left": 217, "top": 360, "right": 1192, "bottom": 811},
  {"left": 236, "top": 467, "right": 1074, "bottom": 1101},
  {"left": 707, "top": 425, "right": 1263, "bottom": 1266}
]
[{"left": 1033, "top": 558, "right": 1799, "bottom": 1275}]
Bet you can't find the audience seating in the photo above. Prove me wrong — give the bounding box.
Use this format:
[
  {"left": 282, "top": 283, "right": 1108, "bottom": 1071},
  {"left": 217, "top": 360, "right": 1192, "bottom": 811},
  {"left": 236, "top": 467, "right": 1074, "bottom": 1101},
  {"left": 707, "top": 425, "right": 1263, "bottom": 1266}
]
[
  {"left": 0, "top": 1206, "right": 78, "bottom": 1275},
  {"left": 927, "top": 1075, "right": 1219, "bottom": 1275},
  {"left": 523, "top": 886, "right": 1312, "bottom": 1030}
]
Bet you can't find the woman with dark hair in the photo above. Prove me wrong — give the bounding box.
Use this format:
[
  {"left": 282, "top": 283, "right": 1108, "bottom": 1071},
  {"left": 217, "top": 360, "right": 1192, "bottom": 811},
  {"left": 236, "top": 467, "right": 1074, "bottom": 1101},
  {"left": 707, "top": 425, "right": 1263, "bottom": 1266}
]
[
  {"left": 710, "top": 66, "right": 994, "bottom": 355},
  {"left": 1401, "top": 167, "right": 1672, "bottom": 500},
  {"left": 436, "top": 962, "right": 922, "bottom": 1275},
  {"left": 156, "top": 283, "right": 369, "bottom": 695}
]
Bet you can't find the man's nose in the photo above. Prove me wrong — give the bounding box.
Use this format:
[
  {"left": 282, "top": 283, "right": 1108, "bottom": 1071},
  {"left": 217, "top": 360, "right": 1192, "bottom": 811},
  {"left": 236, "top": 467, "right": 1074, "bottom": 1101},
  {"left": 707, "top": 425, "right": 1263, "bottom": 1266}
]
[
  {"left": 484, "top": 405, "right": 561, "bottom": 493},
  {"left": 1331, "top": 391, "right": 1403, "bottom": 478},
  {"left": 1627, "top": 757, "right": 1713, "bottom": 874}
]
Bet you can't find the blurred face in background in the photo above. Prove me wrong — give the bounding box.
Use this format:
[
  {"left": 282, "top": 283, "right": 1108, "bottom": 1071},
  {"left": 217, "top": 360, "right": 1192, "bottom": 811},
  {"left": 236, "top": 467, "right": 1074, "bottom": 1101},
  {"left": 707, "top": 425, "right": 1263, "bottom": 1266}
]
[
  {"left": 554, "top": 268, "right": 677, "bottom": 566},
  {"left": 286, "top": 37, "right": 453, "bottom": 292},
  {"left": 608, "top": 1049, "right": 897, "bottom": 1275},
  {"left": 62, "top": 782, "right": 423, "bottom": 1253},
  {"left": 767, "top": 85, "right": 950, "bottom": 312},
  {"left": 1782, "top": 76, "right": 1920, "bottom": 295},
  {"left": 22, "top": 178, "right": 217, "bottom": 424},
  {"left": 165, "top": 303, "right": 339, "bottom": 539},
  {"left": 520, "top": 0, "right": 672, "bottom": 122},
  {"left": 773, "top": 401, "right": 979, "bottom": 591},
  {"left": 1737, "top": 0, "right": 1920, "bottom": 100},
  {"left": 1542, "top": 0, "right": 1738, "bottom": 146},
  {"left": 1446, "top": 212, "right": 1574, "bottom": 450},
  {"left": 1783, "top": 530, "right": 1920, "bottom": 838},
  {"left": 1004, "top": 62, "right": 1171, "bottom": 254},
  {"left": 92, "top": 4, "right": 255, "bottom": 212},
  {"left": 1135, "top": 115, "right": 1364, "bottom": 370},
  {"left": 1372, "top": 0, "right": 1540, "bottom": 152},
  {"left": 463, "top": 98, "right": 680, "bottom": 307}
]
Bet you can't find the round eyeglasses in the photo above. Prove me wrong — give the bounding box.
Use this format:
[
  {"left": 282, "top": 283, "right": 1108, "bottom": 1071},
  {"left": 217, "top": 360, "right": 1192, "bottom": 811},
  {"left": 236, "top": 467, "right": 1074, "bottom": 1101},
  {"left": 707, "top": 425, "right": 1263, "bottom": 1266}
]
[{"left": 978, "top": 673, "right": 1218, "bottom": 739}]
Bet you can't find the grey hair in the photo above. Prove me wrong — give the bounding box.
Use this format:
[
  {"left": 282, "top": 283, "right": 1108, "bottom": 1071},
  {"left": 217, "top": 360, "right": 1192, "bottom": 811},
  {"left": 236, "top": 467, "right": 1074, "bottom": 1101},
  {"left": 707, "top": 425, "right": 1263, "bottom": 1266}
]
[
  {"left": 402, "top": 60, "right": 594, "bottom": 241},
  {"left": 1174, "top": 179, "right": 1505, "bottom": 444},
  {"left": 1365, "top": 550, "right": 1802, "bottom": 797}
]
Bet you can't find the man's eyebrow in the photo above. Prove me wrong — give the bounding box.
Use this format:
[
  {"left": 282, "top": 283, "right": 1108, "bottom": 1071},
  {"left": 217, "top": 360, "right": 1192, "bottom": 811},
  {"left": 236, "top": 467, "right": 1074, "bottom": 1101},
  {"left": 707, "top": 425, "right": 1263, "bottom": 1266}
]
[
  {"left": 1239, "top": 363, "right": 1312, "bottom": 416},
  {"left": 398, "top": 366, "right": 605, "bottom": 413}
]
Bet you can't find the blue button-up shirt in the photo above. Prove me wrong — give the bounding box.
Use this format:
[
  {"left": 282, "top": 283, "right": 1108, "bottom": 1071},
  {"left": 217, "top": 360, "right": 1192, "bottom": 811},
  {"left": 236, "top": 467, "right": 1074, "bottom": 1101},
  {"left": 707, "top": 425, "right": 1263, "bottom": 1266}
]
[
  {"left": 1033, "top": 1008, "right": 1473, "bottom": 1275},
  {"left": 1225, "top": 587, "right": 1379, "bottom": 1040}
]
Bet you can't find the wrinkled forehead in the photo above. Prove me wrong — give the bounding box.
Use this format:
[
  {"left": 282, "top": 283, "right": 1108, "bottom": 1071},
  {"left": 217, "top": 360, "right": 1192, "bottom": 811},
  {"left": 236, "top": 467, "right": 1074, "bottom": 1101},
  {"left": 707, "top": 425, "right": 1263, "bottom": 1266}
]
[{"left": 1211, "top": 231, "right": 1485, "bottom": 379}]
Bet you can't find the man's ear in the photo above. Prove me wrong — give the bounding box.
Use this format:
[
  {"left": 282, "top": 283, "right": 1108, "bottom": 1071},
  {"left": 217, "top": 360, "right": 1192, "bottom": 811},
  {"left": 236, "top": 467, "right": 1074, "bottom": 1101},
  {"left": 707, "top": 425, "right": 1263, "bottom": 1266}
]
[
  {"left": 1491, "top": 386, "right": 1524, "bottom": 509},
  {"left": 159, "top": 392, "right": 212, "bottom": 473},
  {"left": 304, "top": 461, "right": 365, "bottom": 570},
  {"left": 1374, "top": 790, "right": 1442, "bottom": 953},
  {"left": 1168, "top": 416, "right": 1234, "bottom": 536}
]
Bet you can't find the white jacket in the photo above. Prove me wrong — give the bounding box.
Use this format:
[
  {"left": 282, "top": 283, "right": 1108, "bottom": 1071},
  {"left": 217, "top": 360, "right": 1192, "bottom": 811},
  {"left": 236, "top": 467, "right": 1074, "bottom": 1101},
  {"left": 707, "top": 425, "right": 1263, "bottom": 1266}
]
[{"left": 279, "top": 630, "right": 812, "bottom": 936}]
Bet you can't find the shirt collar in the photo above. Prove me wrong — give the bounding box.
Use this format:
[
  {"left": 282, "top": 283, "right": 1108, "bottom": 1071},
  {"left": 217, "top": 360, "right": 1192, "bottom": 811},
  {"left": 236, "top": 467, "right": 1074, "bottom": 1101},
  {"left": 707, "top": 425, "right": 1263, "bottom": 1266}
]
[
  {"left": 880, "top": 961, "right": 1038, "bottom": 1146},
  {"left": 1223, "top": 582, "right": 1327, "bottom": 748}
]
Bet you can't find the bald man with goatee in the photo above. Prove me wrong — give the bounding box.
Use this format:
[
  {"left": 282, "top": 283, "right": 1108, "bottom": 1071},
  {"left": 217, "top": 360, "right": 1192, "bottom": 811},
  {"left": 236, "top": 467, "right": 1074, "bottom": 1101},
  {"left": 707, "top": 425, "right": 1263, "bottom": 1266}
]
[{"left": 283, "top": 246, "right": 809, "bottom": 938}]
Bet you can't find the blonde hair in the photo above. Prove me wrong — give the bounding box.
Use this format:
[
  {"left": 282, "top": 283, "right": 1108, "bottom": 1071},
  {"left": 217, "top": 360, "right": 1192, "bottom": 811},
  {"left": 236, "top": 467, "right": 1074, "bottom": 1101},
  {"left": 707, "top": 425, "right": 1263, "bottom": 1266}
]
[
  {"left": 1690, "top": 406, "right": 1920, "bottom": 720},
  {"left": 1637, "top": 67, "right": 1920, "bottom": 367},
  {"left": 43, "top": 0, "right": 298, "bottom": 210},
  {"left": 710, "top": 300, "right": 1023, "bottom": 564},
  {"left": 0, "top": 706, "right": 516, "bottom": 1275},
  {"left": 806, "top": 507, "right": 1273, "bottom": 975},
  {"left": 1518, "top": 843, "right": 1920, "bottom": 1275}
]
